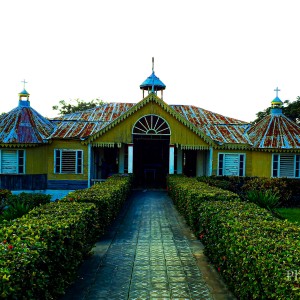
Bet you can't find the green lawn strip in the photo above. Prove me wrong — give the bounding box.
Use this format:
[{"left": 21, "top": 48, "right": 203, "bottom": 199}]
[{"left": 277, "top": 208, "right": 300, "bottom": 224}]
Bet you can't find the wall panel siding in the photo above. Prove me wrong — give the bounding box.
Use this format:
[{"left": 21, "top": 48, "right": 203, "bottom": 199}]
[
  {"left": 251, "top": 152, "right": 272, "bottom": 177},
  {"left": 26, "top": 146, "right": 48, "bottom": 174},
  {"left": 0, "top": 174, "right": 47, "bottom": 190},
  {"left": 47, "top": 180, "right": 88, "bottom": 190}
]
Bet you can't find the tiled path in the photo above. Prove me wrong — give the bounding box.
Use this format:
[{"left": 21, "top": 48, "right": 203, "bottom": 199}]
[{"left": 62, "top": 191, "right": 235, "bottom": 300}]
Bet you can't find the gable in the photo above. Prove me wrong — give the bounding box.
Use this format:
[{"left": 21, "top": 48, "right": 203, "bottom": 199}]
[{"left": 88, "top": 94, "right": 213, "bottom": 148}]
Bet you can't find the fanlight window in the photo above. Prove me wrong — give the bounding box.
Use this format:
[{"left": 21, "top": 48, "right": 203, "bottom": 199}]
[{"left": 133, "top": 115, "right": 170, "bottom": 135}]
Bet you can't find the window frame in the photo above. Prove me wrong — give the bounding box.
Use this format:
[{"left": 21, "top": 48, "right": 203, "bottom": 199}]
[
  {"left": 0, "top": 149, "right": 26, "bottom": 174},
  {"left": 218, "top": 153, "right": 246, "bottom": 177},
  {"left": 272, "top": 153, "right": 300, "bottom": 178},
  {"left": 54, "top": 149, "right": 83, "bottom": 174}
]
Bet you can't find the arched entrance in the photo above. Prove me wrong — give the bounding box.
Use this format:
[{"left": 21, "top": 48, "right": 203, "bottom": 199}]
[{"left": 132, "top": 115, "right": 170, "bottom": 188}]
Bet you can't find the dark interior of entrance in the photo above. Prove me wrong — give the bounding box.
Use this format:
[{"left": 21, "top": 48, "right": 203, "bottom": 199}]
[
  {"left": 94, "top": 147, "right": 118, "bottom": 180},
  {"left": 133, "top": 135, "right": 169, "bottom": 188},
  {"left": 183, "top": 150, "right": 197, "bottom": 177}
]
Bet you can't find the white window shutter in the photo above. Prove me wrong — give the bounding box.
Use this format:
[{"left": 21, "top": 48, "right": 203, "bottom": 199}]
[{"left": 1, "top": 150, "right": 18, "bottom": 174}]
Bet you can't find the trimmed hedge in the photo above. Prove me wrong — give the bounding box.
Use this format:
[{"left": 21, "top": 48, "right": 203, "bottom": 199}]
[
  {"left": 62, "top": 174, "right": 132, "bottom": 234},
  {"left": 167, "top": 175, "right": 240, "bottom": 232},
  {"left": 197, "top": 175, "right": 300, "bottom": 207},
  {"left": 167, "top": 175, "right": 300, "bottom": 299},
  {"left": 0, "top": 174, "right": 133, "bottom": 299},
  {"left": 0, "top": 201, "right": 98, "bottom": 299}
]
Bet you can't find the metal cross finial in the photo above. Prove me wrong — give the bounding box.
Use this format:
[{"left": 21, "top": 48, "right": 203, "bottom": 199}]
[
  {"left": 274, "top": 87, "right": 280, "bottom": 98},
  {"left": 21, "top": 79, "right": 28, "bottom": 90},
  {"left": 152, "top": 57, "right": 154, "bottom": 72}
]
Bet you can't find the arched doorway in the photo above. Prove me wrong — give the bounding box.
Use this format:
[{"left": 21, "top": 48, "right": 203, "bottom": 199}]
[{"left": 132, "top": 115, "right": 170, "bottom": 188}]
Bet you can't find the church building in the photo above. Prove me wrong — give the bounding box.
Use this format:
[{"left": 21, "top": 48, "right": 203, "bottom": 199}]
[{"left": 0, "top": 63, "right": 300, "bottom": 191}]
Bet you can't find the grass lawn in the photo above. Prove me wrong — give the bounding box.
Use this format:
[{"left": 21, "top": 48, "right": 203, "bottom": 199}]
[{"left": 277, "top": 208, "right": 300, "bottom": 224}]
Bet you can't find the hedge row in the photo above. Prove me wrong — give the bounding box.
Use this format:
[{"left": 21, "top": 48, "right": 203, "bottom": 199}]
[
  {"left": 167, "top": 175, "right": 240, "bottom": 232},
  {"left": 0, "top": 174, "right": 132, "bottom": 299},
  {"left": 167, "top": 175, "right": 300, "bottom": 299},
  {"left": 197, "top": 175, "right": 300, "bottom": 207},
  {"left": 62, "top": 174, "right": 132, "bottom": 234},
  {"left": 0, "top": 202, "right": 97, "bottom": 299}
]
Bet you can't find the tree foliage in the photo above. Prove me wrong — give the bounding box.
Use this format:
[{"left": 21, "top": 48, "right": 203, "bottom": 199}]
[
  {"left": 52, "top": 98, "right": 104, "bottom": 115},
  {"left": 253, "top": 97, "right": 300, "bottom": 124}
]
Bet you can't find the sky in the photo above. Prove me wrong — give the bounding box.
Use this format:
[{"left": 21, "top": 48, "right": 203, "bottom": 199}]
[{"left": 0, "top": 0, "right": 299, "bottom": 122}]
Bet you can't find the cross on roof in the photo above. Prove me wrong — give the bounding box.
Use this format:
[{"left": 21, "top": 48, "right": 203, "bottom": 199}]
[
  {"left": 152, "top": 57, "right": 154, "bottom": 72},
  {"left": 21, "top": 79, "right": 28, "bottom": 90},
  {"left": 274, "top": 87, "right": 280, "bottom": 98}
]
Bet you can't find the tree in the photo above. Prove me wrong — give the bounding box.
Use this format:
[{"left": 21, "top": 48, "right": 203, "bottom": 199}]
[
  {"left": 52, "top": 98, "right": 104, "bottom": 115},
  {"left": 253, "top": 97, "right": 300, "bottom": 124}
]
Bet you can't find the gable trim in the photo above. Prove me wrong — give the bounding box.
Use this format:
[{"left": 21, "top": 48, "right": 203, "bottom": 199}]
[{"left": 82, "top": 93, "right": 216, "bottom": 146}]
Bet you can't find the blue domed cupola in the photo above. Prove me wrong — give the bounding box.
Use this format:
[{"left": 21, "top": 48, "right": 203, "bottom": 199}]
[
  {"left": 271, "top": 87, "right": 283, "bottom": 115},
  {"left": 18, "top": 79, "right": 30, "bottom": 107},
  {"left": 140, "top": 57, "right": 166, "bottom": 99}
]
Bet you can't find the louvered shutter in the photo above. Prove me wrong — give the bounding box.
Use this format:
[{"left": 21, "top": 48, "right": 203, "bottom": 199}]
[
  {"left": 1, "top": 150, "right": 18, "bottom": 174},
  {"left": 61, "top": 151, "right": 76, "bottom": 173},
  {"left": 224, "top": 154, "right": 239, "bottom": 176},
  {"left": 279, "top": 155, "right": 294, "bottom": 178}
]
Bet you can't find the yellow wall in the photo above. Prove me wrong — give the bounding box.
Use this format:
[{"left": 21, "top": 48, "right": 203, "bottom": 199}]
[
  {"left": 212, "top": 149, "right": 251, "bottom": 176},
  {"left": 26, "top": 146, "right": 48, "bottom": 174},
  {"left": 47, "top": 140, "right": 88, "bottom": 180},
  {"left": 92, "top": 101, "right": 209, "bottom": 147},
  {"left": 250, "top": 151, "right": 272, "bottom": 177},
  {"left": 212, "top": 149, "right": 272, "bottom": 177}
]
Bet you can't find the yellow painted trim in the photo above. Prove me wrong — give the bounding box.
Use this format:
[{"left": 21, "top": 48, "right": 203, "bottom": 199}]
[
  {"left": 92, "top": 142, "right": 122, "bottom": 148},
  {"left": 83, "top": 93, "right": 216, "bottom": 147},
  {"left": 0, "top": 143, "right": 41, "bottom": 148},
  {"left": 179, "top": 144, "right": 210, "bottom": 150}
]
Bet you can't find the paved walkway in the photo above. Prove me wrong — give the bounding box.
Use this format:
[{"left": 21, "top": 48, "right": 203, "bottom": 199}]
[{"left": 61, "top": 190, "right": 235, "bottom": 300}]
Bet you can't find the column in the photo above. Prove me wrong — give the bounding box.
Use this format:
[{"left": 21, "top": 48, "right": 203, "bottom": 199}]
[
  {"left": 208, "top": 147, "right": 213, "bottom": 176},
  {"left": 177, "top": 147, "right": 183, "bottom": 174},
  {"left": 118, "top": 146, "right": 125, "bottom": 173},
  {"left": 128, "top": 143, "right": 133, "bottom": 174},
  {"left": 87, "top": 144, "right": 92, "bottom": 187},
  {"left": 169, "top": 144, "right": 175, "bottom": 174},
  {"left": 196, "top": 151, "right": 204, "bottom": 177}
]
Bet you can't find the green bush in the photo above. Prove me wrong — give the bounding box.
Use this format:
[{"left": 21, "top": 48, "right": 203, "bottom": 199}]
[
  {"left": 246, "top": 189, "right": 281, "bottom": 213},
  {"left": 168, "top": 175, "right": 300, "bottom": 299},
  {"left": 198, "top": 201, "right": 300, "bottom": 299},
  {"left": 0, "top": 189, "right": 12, "bottom": 214},
  {"left": 5, "top": 192, "right": 51, "bottom": 209},
  {"left": 198, "top": 176, "right": 299, "bottom": 207},
  {"left": 1, "top": 198, "right": 31, "bottom": 221},
  {"left": 0, "top": 193, "right": 51, "bottom": 223},
  {"left": 0, "top": 174, "right": 133, "bottom": 299},
  {"left": 0, "top": 189, "right": 11, "bottom": 201},
  {"left": 0, "top": 201, "right": 98, "bottom": 299},
  {"left": 62, "top": 174, "right": 132, "bottom": 234},
  {"left": 167, "top": 175, "right": 240, "bottom": 232}
]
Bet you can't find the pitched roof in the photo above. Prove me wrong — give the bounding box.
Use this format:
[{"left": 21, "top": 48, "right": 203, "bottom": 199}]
[
  {"left": 47, "top": 96, "right": 252, "bottom": 147},
  {"left": 2, "top": 93, "right": 299, "bottom": 150},
  {"left": 0, "top": 102, "right": 55, "bottom": 144},
  {"left": 248, "top": 113, "right": 300, "bottom": 149},
  {"left": 49, "top": 103, "right": 135, "bottom": 139},
  {"left": 170, "top": 105, "right": 252, "bottom": 145}
]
